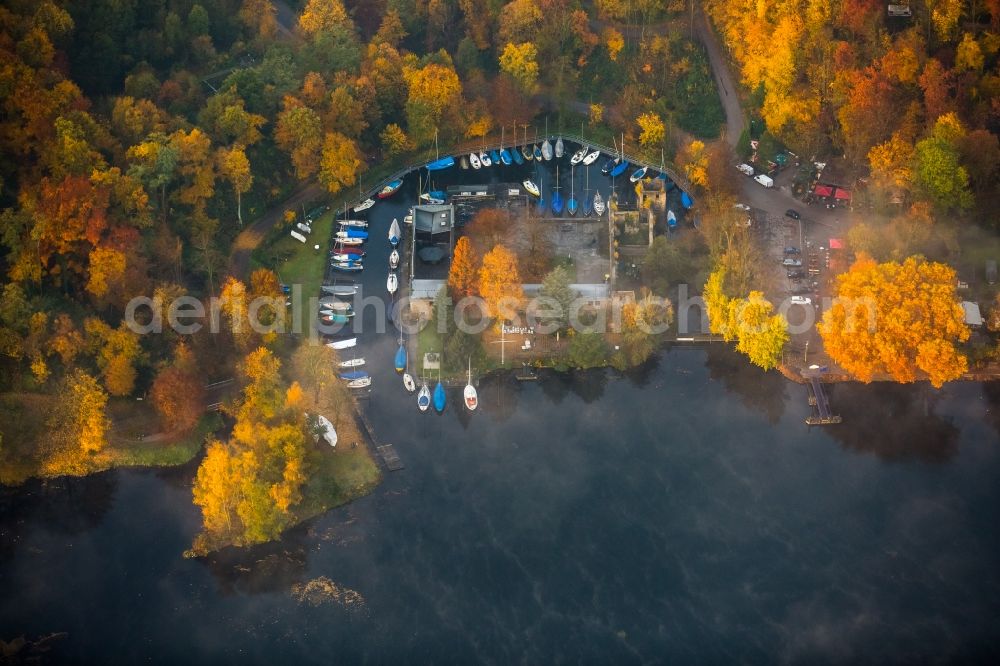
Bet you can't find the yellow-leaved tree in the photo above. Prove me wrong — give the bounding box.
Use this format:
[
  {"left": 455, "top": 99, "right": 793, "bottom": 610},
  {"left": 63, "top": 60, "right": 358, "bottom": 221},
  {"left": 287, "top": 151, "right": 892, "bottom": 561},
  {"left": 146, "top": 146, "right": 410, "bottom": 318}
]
[
  {"left": 703, "top": 267, "right": 787, "bottom": 370},
  {"left": 318, "top": 131, "right": 362, "bottom": 195},
  {"left": 677, "top": 140, "right": 708, "bottom": 189},
  {"left": 478, "top": 245, "right": 524, "bottom": 321},
  {"left": 298, "top": 0, "right": 349, "bottom": 36},
  {"left": 499, "top": 42, "right": 540, "bottom": 92},
  {"left": 818, "top": 254, "right": 968, "bottom": 387},
  {"left": 636, "top": 112, "right": 665, "bottom": 148}
]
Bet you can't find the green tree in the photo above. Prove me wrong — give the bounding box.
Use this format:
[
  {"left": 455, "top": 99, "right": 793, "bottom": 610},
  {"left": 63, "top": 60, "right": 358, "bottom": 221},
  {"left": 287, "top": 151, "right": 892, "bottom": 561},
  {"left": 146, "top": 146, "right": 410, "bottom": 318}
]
[
  {"left": 565, "top": 332, "right": 608, "bottom": 368},
  {"left": 538, "top": 265, "right": 575, "bottom": 333}
]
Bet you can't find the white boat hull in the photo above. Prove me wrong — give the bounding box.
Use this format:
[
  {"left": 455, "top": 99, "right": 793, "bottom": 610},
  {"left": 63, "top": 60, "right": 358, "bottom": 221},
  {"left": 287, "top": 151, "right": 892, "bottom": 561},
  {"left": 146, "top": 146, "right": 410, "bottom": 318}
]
[
  {"left": 464, "top": 384, "right": 478, "bottom": 411},
  {"left": 389, "top": 249, "right": 400, "bottom": 269},
  {"left": 338, "top": 358, "right": 365, "bottom": 368},
  {"left": 326, "top": 338, "right": 357, "bottom": 350},
  {"left": 347, "top": 376, "right": 372, "bottom": 389},
  {"left": 387, "top": 272, "right": 398, "bottom": 294},
  {"left": 583, "top": 150, "right": 601, "bottom": 165},
  {"left": 403, "top": 373, "right": 416, "bottom": 393}
]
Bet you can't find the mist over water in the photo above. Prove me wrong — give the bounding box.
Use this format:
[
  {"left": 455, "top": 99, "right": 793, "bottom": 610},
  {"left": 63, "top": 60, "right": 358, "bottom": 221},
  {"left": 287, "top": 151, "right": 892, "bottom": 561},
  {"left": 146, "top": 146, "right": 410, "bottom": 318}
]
[{"left": 3, "top": 348, "right": 1000, "bottom": 663}]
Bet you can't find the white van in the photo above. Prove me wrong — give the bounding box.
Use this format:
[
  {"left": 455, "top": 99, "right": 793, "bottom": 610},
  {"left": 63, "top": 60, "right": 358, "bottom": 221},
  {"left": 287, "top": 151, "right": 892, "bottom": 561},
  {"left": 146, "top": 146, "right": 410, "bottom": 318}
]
[
  {"left": 754, "top": 174, "right": 774, "bottom": 188},
  {"left": 736, "top": 163, "right": 754, "bottom": 176}
]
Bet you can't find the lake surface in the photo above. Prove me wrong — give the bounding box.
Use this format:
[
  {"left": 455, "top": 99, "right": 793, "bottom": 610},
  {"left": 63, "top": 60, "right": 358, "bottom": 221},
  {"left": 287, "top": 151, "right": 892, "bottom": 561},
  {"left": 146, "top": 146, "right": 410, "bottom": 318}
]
[{"left": 3, "top": 350, "right": 1000, "bottom": 663}]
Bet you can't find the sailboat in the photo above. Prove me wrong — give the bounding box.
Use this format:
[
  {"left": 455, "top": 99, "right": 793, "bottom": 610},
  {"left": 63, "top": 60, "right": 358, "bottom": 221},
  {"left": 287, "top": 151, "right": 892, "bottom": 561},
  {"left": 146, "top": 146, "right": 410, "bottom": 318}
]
[
  {"left": 332, "top": 236, "right": 363, "bottom": 246},
  {"left": 464, "top": 358, "right": 478, "bottom": 411},
  {"left": 339, "top": 370, "right": 367, "bottom": 381},
  {"left": 321, "top": 283, "right": 357, "bottom": 297},
  {"left": 338, "top": 357, "right": 365, "bottom": 368},
  {"left": 338, "top": 219, "right": 368, "bottom": 228},
  {"left": 536, "top": 173, "right": 546, "bottom": 215},
  {"left": 541, "top": 137, "right": 553, "bottom": 161},
  {"left": 551, "top": 165, "right": 563, "bottom": 215},
  {"left": 511, "top": 125, "right": 524, "bottom": 165},
  {"left": 403, "top": 372, "right": 416, "bottom": 393},
  {"left": 469, "top": 151, "right": 481, "bottom": 169},
  {"left": 377, "top": 179, "right": 403, "bottom": 199},
  {"left": 387, "top": 271, "right": 398, "bottom": 294},
  {"left": 335, "top": 228, "right": 368, "bottom": 240},
  {"left": 593, "top": 190, "right": 605, "bottom": 216},
  {"left": 583, "top": 148, "right": 601, "bottom": 165},
  {"left": 523, "top": 179, "right": 540, "bottom": 197},
  {"left": 610, "top": 134, "right": 629, "bottom": 178},
  {"left": 394, "top": 333, "right": 407, "bottom": 373},
  {"left": 388, "top": 218, "right": 401, "bottom": 246},
  {"left": 479, "top": 135, "right": 491, "bottom": 167},
  {"left": 353, "top": 198, "right": 375, "bottom": 212},
  {"left": 347, "top": 375, "right": 372, "bottom": 389},
  {"left": 630, "top": 165, "right": 648, "bottom": 182},
  {"left": 320, "top": 300, "right": 352, "bottom": 313},
  {"left": 571, "top": 144, "right": 587, "bottom": 165},
  {"left": 460, "top": 154, "right": 469, "bottom": 169},
  {"left": 499, "top": 127, "right": 512, "bottom": 165},
  {"left": 521, "top": 126, "right": 534, "bottom": 161},
  {"left": 555, "top": 136, "right": 564, "bottom": 159},
  {"left": 582, "top": 166, "right": 592, "bottom": 216},
  {"left": 417, "top": 379, "right": 431, "bottom": 411},
  {"left": 433, "top": 368, "right": 446, "bottom": 413},
  {"left": 420, "top": 191, "right": 446, "bottom": 204},
  {"left": 389, "top": 248, "right": 399, "bottom": 269},
  {"left": 567, "top": 164, "right": 578, "bottom": 216}
]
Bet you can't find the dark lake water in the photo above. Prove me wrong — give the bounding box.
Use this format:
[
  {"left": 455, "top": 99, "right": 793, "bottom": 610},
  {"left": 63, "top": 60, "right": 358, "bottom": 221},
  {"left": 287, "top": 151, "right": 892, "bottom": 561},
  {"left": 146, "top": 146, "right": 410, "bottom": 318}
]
[
  {"left": 3, "top": 350, "right": 1000, "bottom": 663},
  {"left": 4, "top": 162, "right": 1000, "bottom": 663}
]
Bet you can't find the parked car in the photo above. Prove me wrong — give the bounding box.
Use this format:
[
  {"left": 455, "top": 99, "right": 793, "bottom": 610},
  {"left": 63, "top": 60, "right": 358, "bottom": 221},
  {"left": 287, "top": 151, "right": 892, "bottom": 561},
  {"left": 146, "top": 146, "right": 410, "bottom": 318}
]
[
  {"left": 787, "top": 269, "right": 805, "bottom": 279},
  {"left": 733, "top": 203, "right": 751, "bottom": 211},
  {"left": 753, "top": 174, "right": 774, "bottom": 188},
  {"left": 783, "top": 246, "right": 800, "bottom": 254},
  {"left": 782, "top": 258, "right": 802, "bottom": 267},
  {"left": 790, "top": 296, "right": 812, "bottom": 305},
  {"left": 736, "top": 164, "right": 754, "bottom": 176},
  {"left": 785, "top": 209, "right": 801, "bottom": 220}
]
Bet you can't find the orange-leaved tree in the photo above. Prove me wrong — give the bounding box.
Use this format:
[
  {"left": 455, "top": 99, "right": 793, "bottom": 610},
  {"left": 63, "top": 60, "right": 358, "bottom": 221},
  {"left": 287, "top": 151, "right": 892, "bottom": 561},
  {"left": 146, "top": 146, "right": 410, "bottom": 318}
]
[
  {"left": 478, "top": 245, "right": 523, "bottom": 321},
  {"left": 151, "top": 343, "right": 205, "bottom": 433},
  {"left": 818, "top": 254, "right": 968, "bottom": 388},
  {"left": 448, "top": 236, "right": 479, "bottom": 298}
]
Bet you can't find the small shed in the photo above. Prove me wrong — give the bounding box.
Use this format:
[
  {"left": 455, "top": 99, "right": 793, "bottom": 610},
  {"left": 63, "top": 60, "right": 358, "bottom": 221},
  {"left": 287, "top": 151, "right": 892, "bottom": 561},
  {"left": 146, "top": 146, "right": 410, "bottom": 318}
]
[{"left": 962, "top": 301, "right": 983, "bottom": 328}]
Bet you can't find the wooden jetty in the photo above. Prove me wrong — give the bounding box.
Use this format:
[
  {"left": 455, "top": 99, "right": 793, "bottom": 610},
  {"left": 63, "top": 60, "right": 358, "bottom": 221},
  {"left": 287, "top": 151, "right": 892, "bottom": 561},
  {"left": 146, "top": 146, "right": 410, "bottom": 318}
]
[
  {"left": 805, "top": 374, "right": 842, "bottom": 425},
  {"left": 354, "top": 407, "right": 404, "bottom": 471}
]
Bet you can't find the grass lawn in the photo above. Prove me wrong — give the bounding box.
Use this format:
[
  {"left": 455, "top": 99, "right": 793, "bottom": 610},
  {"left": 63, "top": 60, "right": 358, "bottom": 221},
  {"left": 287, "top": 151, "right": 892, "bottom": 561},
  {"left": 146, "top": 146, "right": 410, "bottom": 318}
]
[
  {"left": 254, "top": 208, "right": 335, "bottom": 333},
  {"left": 296, "top": 443, "right": 381, "bottom": 522}
]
